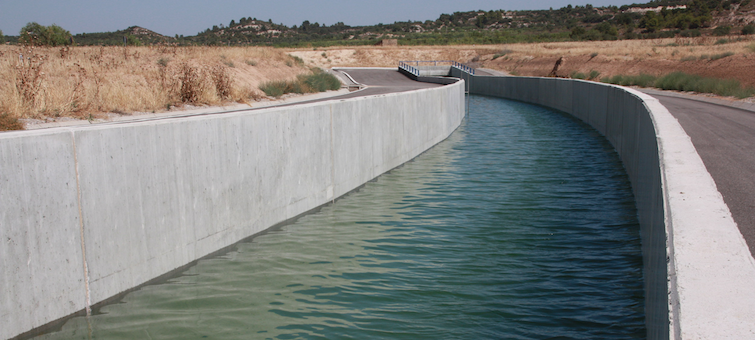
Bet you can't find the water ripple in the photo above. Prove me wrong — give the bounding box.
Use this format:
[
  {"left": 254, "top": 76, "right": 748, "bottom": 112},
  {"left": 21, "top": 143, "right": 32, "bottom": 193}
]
[{"left": 35, "top": 95, "right": 644, "bottom": 340}]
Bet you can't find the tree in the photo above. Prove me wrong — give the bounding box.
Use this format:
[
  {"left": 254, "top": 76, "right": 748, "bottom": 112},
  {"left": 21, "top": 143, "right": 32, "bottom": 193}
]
[
  {"left": 0, "top": 29, "right": 4, "bottom": 44},
  {"left": 640, "top": 11, "right": 662, "bottom": 32},
  {"left": 570, "top": 26, "right": 586, "bottom": 38},
  {"left": 19, "top": 22, "right": 72, "bottom": 46},
  {"left": 595, "top": 21, "right": 618, "bottom": 37}
]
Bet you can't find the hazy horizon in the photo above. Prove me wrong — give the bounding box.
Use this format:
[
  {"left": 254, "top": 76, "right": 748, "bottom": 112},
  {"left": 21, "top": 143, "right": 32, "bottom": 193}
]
[{"left": 2, "top": 0, "right": 637, "bottom": 37}]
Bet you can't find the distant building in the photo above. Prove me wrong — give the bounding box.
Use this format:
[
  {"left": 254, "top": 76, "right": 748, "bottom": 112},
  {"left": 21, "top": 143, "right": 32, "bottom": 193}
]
[{"left": 375, "top": 39, "right": 398, "bottom": 46}]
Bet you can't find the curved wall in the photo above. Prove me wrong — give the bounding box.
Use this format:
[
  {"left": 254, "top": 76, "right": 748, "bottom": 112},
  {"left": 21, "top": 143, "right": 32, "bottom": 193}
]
[
  {"left": 467, "top": 75, "right": 755, "bottom": 340},
  {"left": 0, "top": 81, "right": 465, "bottom": 340}
]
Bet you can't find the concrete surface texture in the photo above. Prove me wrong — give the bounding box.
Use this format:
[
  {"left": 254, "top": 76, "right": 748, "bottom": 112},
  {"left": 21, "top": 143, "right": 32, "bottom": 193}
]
[
  {"left": 467, "top": 75, "right": 755, "bottom": 340},
  {"left": 646, "top": 93, "right": 755, "bottom": 257},
  {"left": 0, "top": 80, "right": 465, "bottom": 340}
]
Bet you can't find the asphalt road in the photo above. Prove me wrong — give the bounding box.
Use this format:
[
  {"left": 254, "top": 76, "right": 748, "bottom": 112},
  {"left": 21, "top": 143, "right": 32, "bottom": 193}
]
[
  {"left": 649, "top": 94, "right": 755, "bottom": 256},
  {"left": 271, "top": 69, "right": 445, "bottom": 109}
]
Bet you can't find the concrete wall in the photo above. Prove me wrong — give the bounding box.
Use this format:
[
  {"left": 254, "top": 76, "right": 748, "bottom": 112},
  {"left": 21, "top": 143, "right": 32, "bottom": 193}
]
[
  {"left": 0, "top": 81, "right": 465, "bottom": 340},
  {"left": 468, "top": 75, "right": 755, "bottom": 340}
]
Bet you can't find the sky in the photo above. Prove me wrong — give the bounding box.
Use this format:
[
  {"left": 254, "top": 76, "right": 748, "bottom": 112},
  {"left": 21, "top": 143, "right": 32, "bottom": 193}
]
[{"left": 1, "top": 0, "right": 638, "bottom": 37}]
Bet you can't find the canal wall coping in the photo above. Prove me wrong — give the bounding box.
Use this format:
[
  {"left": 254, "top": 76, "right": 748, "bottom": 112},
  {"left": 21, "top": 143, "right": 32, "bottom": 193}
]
[
  {"left": 0, "top": 80, "right": 465, "bottom": 340},
  {"left": 463, "top": 73, "right": 755, "bottom": 340}
]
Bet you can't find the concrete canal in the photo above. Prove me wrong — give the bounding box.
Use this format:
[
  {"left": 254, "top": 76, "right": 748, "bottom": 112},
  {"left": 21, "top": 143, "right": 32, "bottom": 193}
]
[{"left": 33, "top": 95, "right": 645, "bottom": 339}]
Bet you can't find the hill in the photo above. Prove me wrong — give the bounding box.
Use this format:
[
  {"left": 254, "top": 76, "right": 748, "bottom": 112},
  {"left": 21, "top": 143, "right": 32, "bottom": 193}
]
[
  {"left": 182, "top": 0, "right": 755, "bottom": 46},
  {"left": 6, "top": 0, "right": 752, "bottom": 47},
  {"left": 73, "top": 26, "right": 175, "bottom": 46}
]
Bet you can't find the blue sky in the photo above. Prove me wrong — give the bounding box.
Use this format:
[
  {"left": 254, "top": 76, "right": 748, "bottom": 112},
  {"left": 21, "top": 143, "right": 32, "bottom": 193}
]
[{"left": 2, "top": 0, "right": 637, "bottom": 37}]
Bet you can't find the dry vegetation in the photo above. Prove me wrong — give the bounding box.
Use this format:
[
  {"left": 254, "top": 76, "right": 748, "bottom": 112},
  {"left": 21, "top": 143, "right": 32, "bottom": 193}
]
[
  {"left": 478, "top": 36, "right": 755, "bottom": 87},
  {"left": 3, "top": 36, "right": 754, "bottom": 130},
  {"left": 0, "top": 45, "right": 311, "bottom": 127},
  {"left": 288, "top": 36, "right": 755, "bottom": 89}
]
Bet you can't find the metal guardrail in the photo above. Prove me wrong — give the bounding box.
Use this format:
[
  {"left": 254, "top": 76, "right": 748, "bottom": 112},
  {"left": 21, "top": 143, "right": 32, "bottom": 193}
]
[
  {"left": 398, "top": 60, "right": 475, "bottom": 76},
  {"left": 398, "top": 61, "right": 421, "bottom": 77}
]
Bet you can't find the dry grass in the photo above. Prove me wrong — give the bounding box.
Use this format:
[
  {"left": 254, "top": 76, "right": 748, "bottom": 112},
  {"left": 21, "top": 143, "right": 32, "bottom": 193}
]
[
  {"left": 286, "top": 45, "right": 493, "bottom": 68},
  {"left": 477, "top": 36, "right": 755, "bottom": 61},
  {"left": 0, "top": 45, "right": 310, "bottom": 121},
  {"left": 4, "top": 37, "right": 754, "bottom": 126},
  {"left": 286, "top": 36, "right": 755, "bottom": 68}
]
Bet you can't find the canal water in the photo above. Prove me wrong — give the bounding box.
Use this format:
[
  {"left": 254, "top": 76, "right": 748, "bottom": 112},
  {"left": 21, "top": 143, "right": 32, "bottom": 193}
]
[{"left": 36, "top": 95, "right": 645, "bottom": 339}]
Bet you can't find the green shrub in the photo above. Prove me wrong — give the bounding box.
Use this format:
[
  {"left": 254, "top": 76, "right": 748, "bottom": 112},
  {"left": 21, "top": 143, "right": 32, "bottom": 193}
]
[
  {"left": 601, "top": 74, "right": 657, "bottom": 87},
  {"left": 680, "top": 55, "right": 697, "bottom": 61},
  {"left": 260, "top": 80, "right": 288, "bottom": 97},
  {"left": 125, "top": 34, "right": 142, "bottom": 46},
  {"left": 570, "top": 71, "right": 587, "bottom": 79},
  {"left": 19, "top": 22, "right": 73, "bottom": 46},
  {"left": 654, "top": 72, "right": 755, "bottom": 98},
  {"left": 714, "top": 38, "right": 729, "bottom": 45},
  {"left": 260, "top": 69, "right": 341, "bottom": 97},
  {"left": 246, "top": 60, "right": 257, "bottom": 66},
  {"left": 680, "top": 29, "right": 701, "bottom": 37},
  {"left": 742, "top": 25, "right": 755, "bottom": 35},
  {"left": 289, "top": 55, "right": 304, "bottom": 66},
  {"left": 588, "top": 70, "right": 601, "bottom": 80},
  {"left": 299, "top": 69, "right": 341, "bottom": 92},
  {"left": 570, "top": 26, "right": 586, "bottom": 39},
  {"left": 492, "top": 49, "right": 512, "bottom": 60},
  {"left": 713, "top": 26, "right": 731, "bottom": 36}
]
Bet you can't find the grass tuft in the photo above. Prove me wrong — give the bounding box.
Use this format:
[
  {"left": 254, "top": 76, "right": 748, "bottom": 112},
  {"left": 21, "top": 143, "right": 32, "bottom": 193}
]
[
  {"left": 492, "top": 49, "right": 513, "bottom": 60},
  {"left": 601, "top": 73, "right": 657, "bottom": 87},
  {"left": 602, "top": 72, "right": 755, "bottom": 98},
  {"left": 655, "top": 72, "right": 755, "bottom": 98},
  {"left": 260, "top": 69, "right": 340, "bottom": 97},
  {"left": 570, "top": 71, "right": 587, "bottom": 79}
]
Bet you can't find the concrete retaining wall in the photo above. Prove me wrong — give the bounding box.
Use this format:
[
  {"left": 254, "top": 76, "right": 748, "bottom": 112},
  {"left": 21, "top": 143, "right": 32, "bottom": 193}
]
[
  {"left": 0, "top": 81, "right": 465, "bottom": 340},
  {"left": 468, "top": 75, "right": 755, "bottom": 340}
]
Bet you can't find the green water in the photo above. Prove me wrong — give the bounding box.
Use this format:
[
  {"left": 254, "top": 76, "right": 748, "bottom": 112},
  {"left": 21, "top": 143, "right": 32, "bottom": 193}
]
[{"left": 35, "top": 95, "right": 645, "bottom": 339}]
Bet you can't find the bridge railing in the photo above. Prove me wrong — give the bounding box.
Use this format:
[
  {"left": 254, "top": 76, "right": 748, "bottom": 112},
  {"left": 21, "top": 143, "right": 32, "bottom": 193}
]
[
  {"left": 398, "top": 61, "right": 421, "bottom": 77},
  {"left": 398, "top": 60, "right": 476, "bottom": 76}
]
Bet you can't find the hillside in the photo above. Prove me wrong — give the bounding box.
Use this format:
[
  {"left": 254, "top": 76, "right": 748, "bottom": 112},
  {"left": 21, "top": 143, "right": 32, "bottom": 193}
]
[
  {"left": 159, "top": 0, "right": 755, "bottom": 46},
  {"left": 73, "top": 26, "right": 175, "bottom": 46},
  {"left": 6, "top": 0, "right": 753, "bottom": 47}
]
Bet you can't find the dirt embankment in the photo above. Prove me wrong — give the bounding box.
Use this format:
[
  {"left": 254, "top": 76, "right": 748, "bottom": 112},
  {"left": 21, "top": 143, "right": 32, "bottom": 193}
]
[
  {"left": 3, "top": 38, "right": 754, "bottom": 130},
  {"left": 0, "top": 45, "right": 311, "bottom": 123},
  {"left": 288, "top": 37, "right": 755, "bottom": 88}
]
